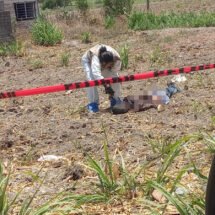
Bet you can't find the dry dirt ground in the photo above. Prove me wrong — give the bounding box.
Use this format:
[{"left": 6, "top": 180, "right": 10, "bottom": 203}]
[{"left": 0, "top": 0, "right": 215, "bottom": 214}]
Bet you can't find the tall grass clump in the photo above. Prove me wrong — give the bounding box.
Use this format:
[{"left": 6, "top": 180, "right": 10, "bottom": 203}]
[
  {"left": 129, "top": 11, "right": 215, "bottom": 30},
  {"left": 145, "top": 136, "right": 206, "bottom": 214},
  {"left": 0, "top": 162, "right": 78, "bottom": 214},
  {"left": 70, "top": 124, "right": 143, "bottom": 205},
  {"left": 60, "top": 51, "right": 70, "bottom": 67},
  {"left": 31, "top": 17, "right": 63, "bottom": 46},
  {"left": 0, "top": 41, "right": 25, "bottom": 57},
  {"left": 120, "top": 44, "right": 129, "bottom": 69}
]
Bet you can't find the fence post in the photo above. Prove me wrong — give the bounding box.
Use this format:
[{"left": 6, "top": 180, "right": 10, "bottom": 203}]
[{"left": 147, "top": 0, "right": 150, "bottom": 11}]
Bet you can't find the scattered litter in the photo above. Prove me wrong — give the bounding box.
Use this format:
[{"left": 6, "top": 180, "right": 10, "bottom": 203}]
[
  {"left": 38, "top": 155, "right": 63, "bottom": 162},
  {"left": 171, "top": 74, "right": 187, "bottom": 83},
  {"left": 157, "top": 104, "right": 165, "bottom": 112},
  {"left": 65, "top": 90, "right": 73, "bottom": 95},
  {"left": 175, "top": 187, "right": 187, "bottom": 195}
]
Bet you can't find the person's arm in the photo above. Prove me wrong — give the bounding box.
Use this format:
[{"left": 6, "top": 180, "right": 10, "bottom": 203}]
[{"left": 91, "top": 55, "right": 104, "bottom": 80}]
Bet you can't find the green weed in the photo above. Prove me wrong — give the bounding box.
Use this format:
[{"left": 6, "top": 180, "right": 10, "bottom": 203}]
[
  {"left": 104, "top": 15, "right": 115, "bottom": 29},
  {"left": 156, "top": 138, "right": 186, "bottom": 184},
  {"left": 129, "top": 12, "right": 215, "bottom": 30},
  {"left": 30, "top": 59, "right": 44, "bottom": 70},
  {"left": 203, "top": 133, "right": 215, "bottom": 153},
  {"left": 60, "top": 51, "right": 71, "bottom": 67},
  {"left": 149, "top": 47, "right": 170, "bottom": 67},
  {"left": 81, "top": 32, "right": 91, "bottom": 43},
  {"left": 120, "top": 44, "right": 129, "bottom": 69},
  {"left": 148, "top": 180, "right": 205, "bottom": 215},
  {"left": 31, "top": 17, "right": 63, "bottom": 46}
]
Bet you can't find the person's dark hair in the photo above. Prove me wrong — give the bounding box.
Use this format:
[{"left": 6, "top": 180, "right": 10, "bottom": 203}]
[{"left": 98, "top": 46, "right": 114, "bottom": 64}]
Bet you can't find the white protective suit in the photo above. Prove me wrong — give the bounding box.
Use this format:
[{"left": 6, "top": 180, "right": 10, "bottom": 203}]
[{"left": 82, "top": 44, "right": 122, "bottom": 104}]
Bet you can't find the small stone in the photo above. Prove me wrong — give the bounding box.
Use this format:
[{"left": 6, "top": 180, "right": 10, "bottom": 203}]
[{"left": 152, "top": 189, "right": 166, "bottom": 203}]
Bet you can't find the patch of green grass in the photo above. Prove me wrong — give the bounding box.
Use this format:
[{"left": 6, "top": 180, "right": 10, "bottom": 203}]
[
  {"left": 156, "top": 138, "right": 185, "bottom": 184},
  {"left": 149, "top": 46, "right": 171, "bottom": 67},
  {"left": 31, "top": 17, "right": 63, "bottom": 46},
  {"left": 42, "top": 0, "right": 71, "bottom": 10},
  {"left": 129, "top": 11, "right": 215, "bottom": 30},
  {"left": 30, "top": 59, "right": 44, "bottom": 70},
  {"left": 60, "top": 51, "right": 71, "bottom": 67},
  {"left": 203, "top": 133, "right": 215, "bottom": 153},
  {"left": 81, "top": 32, "right": 91, "bottom": 43},
  {"left": 104, "top": 15, "right": 115, "bottom": 29},
  {"left": 72, "top": 130, "right": 207, "bottom": 215},
  {"left": 0, "top": 41, "right": 25, "bottom": 57}
]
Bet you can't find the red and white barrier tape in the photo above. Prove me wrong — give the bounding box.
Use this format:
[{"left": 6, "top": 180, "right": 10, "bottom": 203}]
[{"left": 0, "top": 63, "right": 214, "bottom": 99}]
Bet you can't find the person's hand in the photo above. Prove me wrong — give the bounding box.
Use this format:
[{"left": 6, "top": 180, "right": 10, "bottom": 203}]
[{"left": 104, "top": 85, "right": 115, "bottom": 96}]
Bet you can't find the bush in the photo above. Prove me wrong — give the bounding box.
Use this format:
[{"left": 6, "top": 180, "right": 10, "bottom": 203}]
[
  {"left": 42, "top": 0, "right": 71, "bottom": 9},
  {"left": 128, "top": 11, "right": 215, "bottom": 30},
  {"left": 75, "top": 0, "right": 89, "bottom": 14},
  {"left": 103, "top": 0, "right": 134, "bottom": 16},
  {"left": 31, "top": 18, "right": 63, "bottom": 46}
]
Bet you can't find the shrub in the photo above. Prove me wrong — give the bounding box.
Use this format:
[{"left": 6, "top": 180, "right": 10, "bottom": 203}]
[
  {"left": 103, "top": 0, "right": 134, "bottom": 16},
  {"left": 75, "top": 0, "right": 89, "bottom": 14},
  {"left": 42, "top": 0, "right": 71, "bottom": 10},
  {"left": 31, "top": 18, "right": 63, "bottom": 46}
]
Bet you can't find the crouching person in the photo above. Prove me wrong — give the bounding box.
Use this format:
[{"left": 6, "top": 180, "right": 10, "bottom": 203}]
[{"left": 82, "top": 44, "right": 122, "bottom": 113}]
